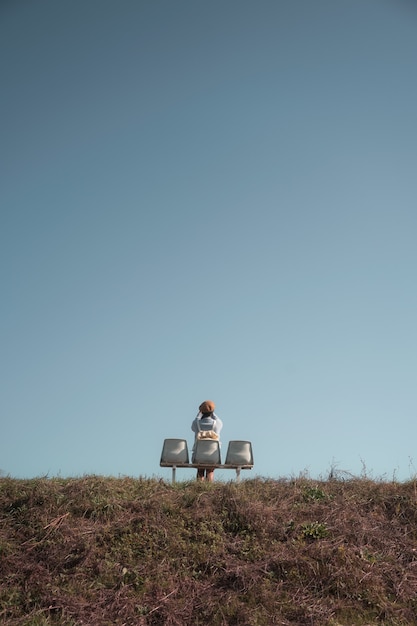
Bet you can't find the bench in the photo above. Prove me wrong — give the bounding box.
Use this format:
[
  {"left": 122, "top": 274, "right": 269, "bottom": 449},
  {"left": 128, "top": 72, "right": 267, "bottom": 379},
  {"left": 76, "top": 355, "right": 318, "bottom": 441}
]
[{"left": 160, "top": 438, "right": 254, "bottom": 482}]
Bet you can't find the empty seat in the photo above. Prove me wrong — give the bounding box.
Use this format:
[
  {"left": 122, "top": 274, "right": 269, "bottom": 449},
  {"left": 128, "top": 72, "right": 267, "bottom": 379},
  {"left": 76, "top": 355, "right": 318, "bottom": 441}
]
[
  {"left": 160, "top": 439, "right": 189, "bottom": 465},
  {"left": 192, "top": 439, "right": 221, "bottom": 465},
  {"left": 224, "top": 441, "right": 254, "bottom": 466}
]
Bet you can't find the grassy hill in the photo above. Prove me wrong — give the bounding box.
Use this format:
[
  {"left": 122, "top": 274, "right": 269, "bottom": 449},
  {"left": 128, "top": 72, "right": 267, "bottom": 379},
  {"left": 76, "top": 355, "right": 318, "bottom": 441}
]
[{"left": 1, "top": 475, "right": 417, "bottom": 625}]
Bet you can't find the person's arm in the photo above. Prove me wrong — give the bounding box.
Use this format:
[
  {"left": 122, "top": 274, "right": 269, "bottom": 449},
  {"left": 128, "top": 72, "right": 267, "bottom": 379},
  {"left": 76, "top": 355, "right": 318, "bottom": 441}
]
[
  {"left": 191, "top": 412, "right": 202, "bottom": 433},
  {"left": 213, "top": 415, "right": 223, "bottom": 434}
]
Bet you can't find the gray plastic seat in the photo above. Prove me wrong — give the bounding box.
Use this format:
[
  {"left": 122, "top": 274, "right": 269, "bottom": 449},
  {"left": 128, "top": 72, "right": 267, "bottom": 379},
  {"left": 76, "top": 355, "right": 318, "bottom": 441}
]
[
  {"left": 224, "top": 440, "right": 254, "bottom": 466},
  {"left": 192, "top": 439, "right": 221, "bottom": 465},
  {"left": 160, "top": 439, "right": 189, "bottom": 465}
]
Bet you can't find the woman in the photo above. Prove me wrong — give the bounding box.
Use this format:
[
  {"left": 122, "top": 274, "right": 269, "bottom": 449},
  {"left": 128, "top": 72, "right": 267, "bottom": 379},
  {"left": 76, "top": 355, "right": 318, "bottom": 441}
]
[{"left": 191, "top": 400, "right": 223, "bottom": 481}]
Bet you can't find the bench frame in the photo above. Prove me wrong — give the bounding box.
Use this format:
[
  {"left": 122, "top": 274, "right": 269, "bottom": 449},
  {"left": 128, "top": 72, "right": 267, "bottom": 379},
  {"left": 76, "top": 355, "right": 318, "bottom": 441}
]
[{"left": 160, "top": 462, "right": 253, "bottom": 483}]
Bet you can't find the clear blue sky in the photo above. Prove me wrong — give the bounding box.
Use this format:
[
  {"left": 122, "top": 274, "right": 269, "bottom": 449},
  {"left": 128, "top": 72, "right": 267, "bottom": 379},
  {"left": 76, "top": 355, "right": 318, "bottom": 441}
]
[{"left": 2, "top": 0, "right": 417, "bottom": 481}]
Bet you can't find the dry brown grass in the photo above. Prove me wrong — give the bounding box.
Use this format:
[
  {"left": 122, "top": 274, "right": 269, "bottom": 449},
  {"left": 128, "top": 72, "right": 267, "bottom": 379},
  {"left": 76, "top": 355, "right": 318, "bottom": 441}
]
[{"left": 1, "top": 475, "right": 417, "bottom": 625}]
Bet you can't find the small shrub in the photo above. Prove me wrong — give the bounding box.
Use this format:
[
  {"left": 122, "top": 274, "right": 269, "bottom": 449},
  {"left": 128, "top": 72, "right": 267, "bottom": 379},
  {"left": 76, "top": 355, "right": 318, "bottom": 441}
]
[
  {"left": 302, "top": 485, "right": 327, "bottom": 501},
  {"left": 300, "top": 520, "right": 329, "bottom": 540}
]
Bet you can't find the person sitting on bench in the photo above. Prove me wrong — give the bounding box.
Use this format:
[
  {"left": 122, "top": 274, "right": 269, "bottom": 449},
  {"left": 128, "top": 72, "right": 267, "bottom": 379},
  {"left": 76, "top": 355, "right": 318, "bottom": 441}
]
[{"left": 191, "top": 400, "right": 223, "bottom": 482}]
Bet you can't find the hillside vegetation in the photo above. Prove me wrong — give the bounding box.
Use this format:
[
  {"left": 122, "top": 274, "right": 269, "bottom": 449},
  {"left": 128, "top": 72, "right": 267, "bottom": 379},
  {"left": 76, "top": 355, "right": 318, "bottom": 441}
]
[{"left": 1, "top": 475, "right": 417, "bottom": 625}]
